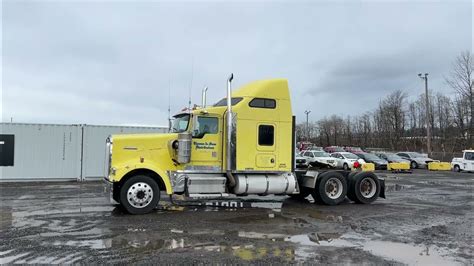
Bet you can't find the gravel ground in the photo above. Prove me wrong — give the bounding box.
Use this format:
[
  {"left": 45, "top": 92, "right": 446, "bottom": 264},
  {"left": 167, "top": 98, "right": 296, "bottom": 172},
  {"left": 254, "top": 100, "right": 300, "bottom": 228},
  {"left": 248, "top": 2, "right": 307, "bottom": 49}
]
[{"left": 0, "top": 170, "right": 472, "bottom": 264}]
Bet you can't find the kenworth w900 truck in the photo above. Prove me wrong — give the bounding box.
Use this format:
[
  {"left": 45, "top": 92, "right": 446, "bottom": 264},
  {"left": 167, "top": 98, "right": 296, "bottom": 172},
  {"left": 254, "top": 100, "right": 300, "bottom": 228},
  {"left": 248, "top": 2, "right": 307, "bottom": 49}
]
[{"left": 104, "top": 74, "right": 385, "bottom": 214}]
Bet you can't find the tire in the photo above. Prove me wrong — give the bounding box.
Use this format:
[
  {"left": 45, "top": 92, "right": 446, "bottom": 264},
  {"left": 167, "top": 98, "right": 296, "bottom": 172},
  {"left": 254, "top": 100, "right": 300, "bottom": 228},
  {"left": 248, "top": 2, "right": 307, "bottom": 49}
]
[
  {"left": 410, "top": 161, "right": 418, "bottom": 169},
  {"left": 346, "top": 172, "right": 358, "bottom": 202},
  {"left": 343, "top": 163, "right": 350, "bottom": 171},
  {"left": 453, "top": 165, "right": 461, "bottom": 172},
  {"left": 312, "top": 171, "right": 347, "bottom": 206},
  {"left": 120, "top": 175, "right": 160, "bottom": 215},
  {"left": 351, "top": 172, "right": 380, "bottom": 204}
]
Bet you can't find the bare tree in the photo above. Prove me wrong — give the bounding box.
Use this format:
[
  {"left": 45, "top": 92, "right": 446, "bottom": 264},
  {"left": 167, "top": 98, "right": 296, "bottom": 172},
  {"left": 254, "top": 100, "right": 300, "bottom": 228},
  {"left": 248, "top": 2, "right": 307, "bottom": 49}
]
[{"left": 446, "top": 51, "right": 473, "bottom": 146}]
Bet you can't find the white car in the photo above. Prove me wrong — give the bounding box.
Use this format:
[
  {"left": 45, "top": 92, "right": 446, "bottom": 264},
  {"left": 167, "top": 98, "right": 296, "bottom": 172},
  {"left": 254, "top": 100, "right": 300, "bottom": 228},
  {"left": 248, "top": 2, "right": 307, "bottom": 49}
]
[
  {"left": 302, "top": 150, "right": 337, "bottom": 168},
  {"left": 331, "top": 152, "right": 366, "bottom": 171},
  {"left": 452, "top": 150, "right": 474, "bottom": 172},
  {"left": 396, "top": 152, "right": 434, "bottom": 169}
]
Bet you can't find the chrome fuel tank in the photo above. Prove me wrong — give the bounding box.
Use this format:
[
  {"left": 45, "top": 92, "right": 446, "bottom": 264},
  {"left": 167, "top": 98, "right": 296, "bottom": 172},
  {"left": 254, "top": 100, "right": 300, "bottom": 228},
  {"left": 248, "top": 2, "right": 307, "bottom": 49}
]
[{"left": 233, "top": 172, "right": 297, "bottom": 195}]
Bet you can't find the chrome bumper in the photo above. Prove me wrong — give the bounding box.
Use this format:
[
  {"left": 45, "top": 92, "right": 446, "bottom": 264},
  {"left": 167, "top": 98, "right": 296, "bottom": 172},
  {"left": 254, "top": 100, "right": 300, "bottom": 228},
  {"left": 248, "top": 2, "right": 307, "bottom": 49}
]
[{"left": 103, "top": 178, "right": 119, "bottom": 205}]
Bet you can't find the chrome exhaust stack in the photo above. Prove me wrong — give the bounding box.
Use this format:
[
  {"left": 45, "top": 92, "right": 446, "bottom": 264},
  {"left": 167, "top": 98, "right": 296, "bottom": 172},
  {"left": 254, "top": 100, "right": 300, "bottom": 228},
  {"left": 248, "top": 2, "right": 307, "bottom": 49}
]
[
  {"left": 226, "top": 73, "right": 236, "bottom": 187},
  {"left": 201, "top": 86, "right": 208, "bottom": 108}
]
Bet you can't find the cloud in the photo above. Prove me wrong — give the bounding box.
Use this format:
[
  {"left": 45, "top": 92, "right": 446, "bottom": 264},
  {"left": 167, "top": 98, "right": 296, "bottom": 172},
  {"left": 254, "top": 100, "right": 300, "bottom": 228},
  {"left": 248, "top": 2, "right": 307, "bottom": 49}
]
[{"left": 2, "top": 0, "right": 472, "bottom": 125}]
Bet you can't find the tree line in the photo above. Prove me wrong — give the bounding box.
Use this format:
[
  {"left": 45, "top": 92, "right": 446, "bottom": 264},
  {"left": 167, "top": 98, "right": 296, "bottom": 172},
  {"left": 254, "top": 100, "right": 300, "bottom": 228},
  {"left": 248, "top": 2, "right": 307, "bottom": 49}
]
[{"left": 297, "top": 51, "right": 473, "bottom": 155}]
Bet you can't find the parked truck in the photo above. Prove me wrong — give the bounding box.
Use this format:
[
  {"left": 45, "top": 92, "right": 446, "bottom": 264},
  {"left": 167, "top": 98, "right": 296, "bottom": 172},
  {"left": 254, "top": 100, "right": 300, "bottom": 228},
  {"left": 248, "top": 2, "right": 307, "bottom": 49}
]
[
  {"left": 451, "top": 150, "right": 474, "bottom": 172},
  {"left": 104, "top": 74, "right": 385, "bottom": 214}
]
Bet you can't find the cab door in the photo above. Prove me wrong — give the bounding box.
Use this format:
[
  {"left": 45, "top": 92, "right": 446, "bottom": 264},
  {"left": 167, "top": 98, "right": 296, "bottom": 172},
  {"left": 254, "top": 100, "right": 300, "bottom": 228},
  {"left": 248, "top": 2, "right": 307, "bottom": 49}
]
[
  {"left": 464, "top": 152, "right": 474, "bottom": 171},
  {"left": 255, "top": 123, "right": 277, "bottom": 170},
  {"left": 189, "top": 115, "right": 222, "bottom": 170}
]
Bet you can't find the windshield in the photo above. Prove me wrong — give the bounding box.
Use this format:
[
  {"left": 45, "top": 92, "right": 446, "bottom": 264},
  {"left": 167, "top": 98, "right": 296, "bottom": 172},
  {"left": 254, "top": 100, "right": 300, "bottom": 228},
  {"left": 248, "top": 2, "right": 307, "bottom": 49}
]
[
  {"left": 363, "top": 153, "right": 381, "bottom": 161},
  {"left": 343, "top": 153, "right": 359, "bottom": 159},
  {"left": 410, "top": 152, "right": 425, "bottom": 158},
  {"left": 314, "top": 152, "right": 331, "bottom": 157},
  {"left": 213, "top": 97, "right": 243, "bottom": 107},
  {"left": 171, "top": 114, "right": 190, "bottom": 133},
  {"left": 387, "top": 154, "right": 403, "bottom": 161}
]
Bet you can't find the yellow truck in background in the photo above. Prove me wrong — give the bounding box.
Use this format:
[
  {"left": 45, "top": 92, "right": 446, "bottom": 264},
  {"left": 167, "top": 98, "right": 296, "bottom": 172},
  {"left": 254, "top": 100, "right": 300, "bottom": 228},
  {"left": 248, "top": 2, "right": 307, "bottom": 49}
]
[{"left": 104, "top": 74, "right": 385, "bottom": 214}]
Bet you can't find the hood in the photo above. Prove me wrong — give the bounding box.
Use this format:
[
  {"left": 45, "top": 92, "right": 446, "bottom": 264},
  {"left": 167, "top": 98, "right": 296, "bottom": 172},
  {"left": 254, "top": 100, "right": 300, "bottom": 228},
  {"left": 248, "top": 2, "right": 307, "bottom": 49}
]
[
  {"left": 414, "top": 157, "right": 433, "bottom": 163},
  {"left": 315, "top": 156, "right": 335, "bottom": 161},
  {"left": 112, "top": 133, "right": 178, "bottom": 151}
]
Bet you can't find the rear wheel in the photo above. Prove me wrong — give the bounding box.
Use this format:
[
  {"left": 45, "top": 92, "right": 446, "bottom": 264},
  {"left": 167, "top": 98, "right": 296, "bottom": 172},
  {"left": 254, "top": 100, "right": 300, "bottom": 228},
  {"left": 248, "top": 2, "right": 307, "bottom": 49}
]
[
  {"left": 453, "top": 165, "right": 461, "bottom": 172},
  {"left": 350, "top": 172, "right": 380, "bottom": 204},
  {"left": 312, "top": 172, "right": 347, "bottom": 205},
  {"left": 410, "top": 161, "right": 418, "bottom": 169},
  {"left": 120, "top": 175, "right": 160, "bottom": 214},
  {"left": 346, "top": 172, "right": 358, "bottom": 202}
]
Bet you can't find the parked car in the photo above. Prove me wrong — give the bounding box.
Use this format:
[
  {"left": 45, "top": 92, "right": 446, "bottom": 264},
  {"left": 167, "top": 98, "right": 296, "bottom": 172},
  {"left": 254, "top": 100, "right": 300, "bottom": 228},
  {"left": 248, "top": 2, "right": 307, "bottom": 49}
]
[
  {"left": 331, "top": 152, "right": 365, "bottom": 171},
  {"left": 354, "top": 152, "right": 388, "bottom": 170},
  {"left": 451, "top": 150, "right": 474, "bottom": 172},
  {"left": 295, "top": 152, "right": 309, "bottom": 169},
  {"left": 344, "top": 146, "right": 364, "bottom": 153},
  {"left": 302, "top": 150, "right": 337, "bottom": 168},
  {"left": 375, "top": 152, "right": 410, "bottom": 163},
  {"left": 324, "top": 146, "right": 346, "bottom": 153},
  {"left": 396, "top": 152, "right": 434, "bottom": 169}
]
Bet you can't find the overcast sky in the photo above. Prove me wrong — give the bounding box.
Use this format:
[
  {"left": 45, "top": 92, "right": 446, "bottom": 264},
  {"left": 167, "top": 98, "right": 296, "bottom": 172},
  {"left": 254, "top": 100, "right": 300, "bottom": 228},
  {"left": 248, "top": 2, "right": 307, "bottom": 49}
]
[{"left": 1, "top": 0, "right": 472, "bottom": 127}]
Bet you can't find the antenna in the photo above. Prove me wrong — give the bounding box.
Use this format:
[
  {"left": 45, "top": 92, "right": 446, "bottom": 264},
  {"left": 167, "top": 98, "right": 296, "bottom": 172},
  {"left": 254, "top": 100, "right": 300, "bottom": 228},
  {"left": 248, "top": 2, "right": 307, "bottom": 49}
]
[
  {"left": 188, "top": 58, "right": 194, "bottom": 111},
  {"left": 168, "top": 79, "right": 171, "bottom": 132}
]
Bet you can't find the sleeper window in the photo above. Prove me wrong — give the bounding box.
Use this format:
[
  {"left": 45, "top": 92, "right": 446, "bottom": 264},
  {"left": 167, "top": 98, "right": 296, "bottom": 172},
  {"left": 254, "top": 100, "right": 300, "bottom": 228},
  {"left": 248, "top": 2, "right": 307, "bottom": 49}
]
[{"left": 258, "top": 125, "right": 274, "bottom": 146}]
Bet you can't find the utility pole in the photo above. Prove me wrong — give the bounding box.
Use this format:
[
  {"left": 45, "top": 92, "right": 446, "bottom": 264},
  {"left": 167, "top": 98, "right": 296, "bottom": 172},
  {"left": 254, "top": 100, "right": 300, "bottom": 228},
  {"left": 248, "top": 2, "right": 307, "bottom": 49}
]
[
  {"left": 418, "top": 73, "right": 431, "bottom": 156},
  {"left": 304, "top": 110, "right": 311, "bottom": 141}
]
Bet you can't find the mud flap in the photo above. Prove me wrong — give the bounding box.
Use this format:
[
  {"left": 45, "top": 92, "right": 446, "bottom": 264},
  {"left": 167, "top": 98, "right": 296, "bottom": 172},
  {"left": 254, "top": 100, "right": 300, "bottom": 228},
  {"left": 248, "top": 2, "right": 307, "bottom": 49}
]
[{"left": 379, "top": 178, "right": 386, "bottom": 199}]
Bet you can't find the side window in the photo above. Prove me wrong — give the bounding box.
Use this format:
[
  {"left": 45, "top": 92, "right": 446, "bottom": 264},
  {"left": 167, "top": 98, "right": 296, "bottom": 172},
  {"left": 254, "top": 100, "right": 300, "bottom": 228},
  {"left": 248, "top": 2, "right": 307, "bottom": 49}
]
[
  {"left": 398, "top": 153, "right": 407, "bottom": 158},
  {"left": 193, "top": 116, "right": 218, "bottom": 138},
  {"left": 258, "top": 125, "right": 274, "bottom": 146},
  {"left": 249, "top": 98, "right": 276, "bottom": 109},
  {"left": 303, "top": 152, "right": 309, "bottom": 157},
  {"left": 465, "top": 152, "right": 474, "bottom": 160},
  {"left": 309, "top": 153, "right": 314, "bottom": 158}
]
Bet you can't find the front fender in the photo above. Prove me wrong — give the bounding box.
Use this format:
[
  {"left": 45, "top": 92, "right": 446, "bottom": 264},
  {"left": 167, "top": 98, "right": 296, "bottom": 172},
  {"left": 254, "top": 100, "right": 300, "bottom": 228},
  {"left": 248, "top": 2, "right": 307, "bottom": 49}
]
[{"left": 112, "top": 161, "right": 173, "bottom": 195}]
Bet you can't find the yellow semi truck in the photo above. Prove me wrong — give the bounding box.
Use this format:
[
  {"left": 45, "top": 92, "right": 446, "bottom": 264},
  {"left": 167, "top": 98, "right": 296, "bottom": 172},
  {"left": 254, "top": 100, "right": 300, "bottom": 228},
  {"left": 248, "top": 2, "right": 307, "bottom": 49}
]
[{"left": 104, "top": 74, "right": 385, "bottom": 214}]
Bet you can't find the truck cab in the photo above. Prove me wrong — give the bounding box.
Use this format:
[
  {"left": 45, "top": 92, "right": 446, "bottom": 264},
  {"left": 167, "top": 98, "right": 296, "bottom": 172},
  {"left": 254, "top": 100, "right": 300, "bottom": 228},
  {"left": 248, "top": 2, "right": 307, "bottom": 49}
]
[
  {"left": 104, "top": 75, "right": 385, "bottom": 214},
  {"left": 452, "top": 150, "right": 474, "bottom": 172}
]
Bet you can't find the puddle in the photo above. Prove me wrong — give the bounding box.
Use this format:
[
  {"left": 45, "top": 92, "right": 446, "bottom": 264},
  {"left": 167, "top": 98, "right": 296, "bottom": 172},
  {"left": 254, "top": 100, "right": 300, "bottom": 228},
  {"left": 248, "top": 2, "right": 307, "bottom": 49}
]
[
  {"left": 52, "top": 239, "right": 112, "bottom": 249},
  {"left": 286, "top": 232, "right": 462, "bottom": 265},
  {"left": 0, "top": 252, "right": 31, "bottom": 264},
  {"left": 238, "top": 231, "right": 288, "bottom": 241}
]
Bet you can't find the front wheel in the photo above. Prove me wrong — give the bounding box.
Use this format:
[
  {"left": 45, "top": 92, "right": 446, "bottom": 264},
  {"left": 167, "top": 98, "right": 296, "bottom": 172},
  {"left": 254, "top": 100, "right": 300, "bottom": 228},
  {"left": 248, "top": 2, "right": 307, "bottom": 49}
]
[
  {"left": 410, "top": 161, "right": 418, "bottom": 169},
  {"left": 343, "top": 163, "right": 350, "bottom": 171},
  {"left": 312, "top": 172, "right": 347, "bottom": 205},
  {"left": 120, "top": 175, "right": 160, "bottom": 214},
  {"left": 453, "top": 165, "right": 461, "bottom": 172}
]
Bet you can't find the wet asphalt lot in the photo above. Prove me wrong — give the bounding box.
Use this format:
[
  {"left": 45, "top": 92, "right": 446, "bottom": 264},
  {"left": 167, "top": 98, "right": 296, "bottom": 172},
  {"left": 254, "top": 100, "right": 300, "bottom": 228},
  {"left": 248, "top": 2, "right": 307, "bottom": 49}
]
[{"left": 0, "top": 170, "right": 473, "bottom": 265}]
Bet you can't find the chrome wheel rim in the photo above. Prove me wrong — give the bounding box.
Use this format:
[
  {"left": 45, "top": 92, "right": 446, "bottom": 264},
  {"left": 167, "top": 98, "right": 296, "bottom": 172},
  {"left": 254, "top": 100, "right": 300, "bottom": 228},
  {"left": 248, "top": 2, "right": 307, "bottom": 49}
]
[
  {"left": 360, "top": 178, "right": 376, "bottom": 198},
  {"left": 325, "top": 177, "right": 343, "bottom": 199},
  {"left": 127, "top": 182, "right": 153, "bottom": 208}
]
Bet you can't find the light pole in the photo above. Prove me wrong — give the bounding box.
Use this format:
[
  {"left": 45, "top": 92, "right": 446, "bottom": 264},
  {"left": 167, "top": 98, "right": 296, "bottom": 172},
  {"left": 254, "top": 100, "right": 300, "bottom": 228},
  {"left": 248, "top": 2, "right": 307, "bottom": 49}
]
[
  {"left": 304, "top": 110, "right": 311, "bottom": 141},
  {"left": 418, "top": 73, "right": 431, "bottom": 156}
]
